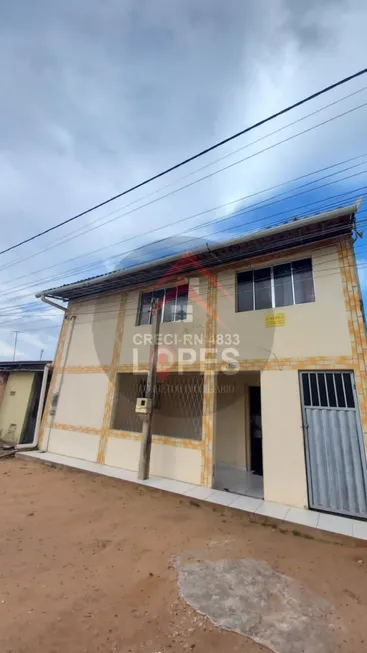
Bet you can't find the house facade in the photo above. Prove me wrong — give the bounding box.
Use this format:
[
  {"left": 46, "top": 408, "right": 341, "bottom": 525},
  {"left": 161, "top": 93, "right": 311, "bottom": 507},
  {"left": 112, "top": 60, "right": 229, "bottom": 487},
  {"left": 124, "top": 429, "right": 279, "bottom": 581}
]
[
  {"left": 36, "top": 203, "right": 367, "bottom": 519},
  {"left": 0, "top": 361, "right": 52, "bottom": 445}
]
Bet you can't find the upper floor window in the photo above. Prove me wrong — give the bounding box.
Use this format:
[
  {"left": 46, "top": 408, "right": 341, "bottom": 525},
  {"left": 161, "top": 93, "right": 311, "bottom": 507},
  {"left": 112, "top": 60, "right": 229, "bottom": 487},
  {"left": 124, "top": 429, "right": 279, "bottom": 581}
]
[
  {"left": 236, "top": 258, "right": 315, "bottom": 312},
  {"left": 137, "top": 284, "right": 189, "bottom": 325}
]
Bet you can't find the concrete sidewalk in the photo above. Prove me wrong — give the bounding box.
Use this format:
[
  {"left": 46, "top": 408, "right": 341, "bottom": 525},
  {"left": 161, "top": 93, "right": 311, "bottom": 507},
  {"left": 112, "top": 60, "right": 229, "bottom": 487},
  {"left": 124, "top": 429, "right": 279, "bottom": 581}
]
[{"left": 18, "top": 450, "right": 367, "bottom": 541}]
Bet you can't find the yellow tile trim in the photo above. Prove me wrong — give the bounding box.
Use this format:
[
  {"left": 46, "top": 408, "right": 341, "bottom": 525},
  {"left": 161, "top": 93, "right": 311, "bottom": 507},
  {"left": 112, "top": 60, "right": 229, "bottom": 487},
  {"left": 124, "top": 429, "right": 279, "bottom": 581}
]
[
  {"left": 97, "top": 294, "right": 127, "bottom": 464},
  {"left": 108, "top": 429, "right": 203, "bottom": 450},
  {"left": 38, "top": 316, "right": 69, "bottom": 450},
  {"left": 201, "top": 275, "right": 218, "bottom": 487},
  {"left": 117, "top": 362, "right": 203, "bottom": 373},
  {"left": 54, "top": 365, "right": 110, "bottom": 374},
  {"left": 224, "top": 357, "right": 355, "bottom": 371},
  {"left": 53, "top": 423, "right": 101, "bottom": 435},
  {"left": 337, "top": 238, "right": 367, "bottom": 441},
  {"left": 60, "top": 356, "right": 357, "bottom": 375}
]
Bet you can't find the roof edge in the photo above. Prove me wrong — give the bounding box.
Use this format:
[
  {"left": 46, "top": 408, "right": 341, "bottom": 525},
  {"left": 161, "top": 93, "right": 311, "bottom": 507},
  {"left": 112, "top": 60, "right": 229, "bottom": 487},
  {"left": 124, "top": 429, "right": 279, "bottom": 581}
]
[{"left": 36, "top": 202, "right": 361, "bottom": 300}]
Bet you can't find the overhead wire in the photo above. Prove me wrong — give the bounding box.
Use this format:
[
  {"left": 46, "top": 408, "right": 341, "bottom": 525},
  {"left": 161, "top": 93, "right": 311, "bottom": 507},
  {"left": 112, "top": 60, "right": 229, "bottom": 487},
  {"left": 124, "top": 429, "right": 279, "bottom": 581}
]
[
  {"left": 2, "top": 83, "right": 367, "bottom": 275},
  {"left": 1, "top": 218, "right": 367, "bottom": 331},
  {"left": 2, "top": 95, "right": 366, "bottom": 285},
  {"left": 1, "top": 186, "right": 366, "bottom": 318},
  {"left": 1, "top": 65, "right": 367, "bottom": 256},
  {"left": 1, "top": 159, "right": 367, "bottom": 302}
]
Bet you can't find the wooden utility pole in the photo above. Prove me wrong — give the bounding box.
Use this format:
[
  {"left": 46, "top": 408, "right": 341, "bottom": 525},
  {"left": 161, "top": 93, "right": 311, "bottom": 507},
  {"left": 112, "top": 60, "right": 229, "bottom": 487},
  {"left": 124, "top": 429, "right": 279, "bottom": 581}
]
[{"left": 137, "top": 300, "right": 161, "bottom": 480}]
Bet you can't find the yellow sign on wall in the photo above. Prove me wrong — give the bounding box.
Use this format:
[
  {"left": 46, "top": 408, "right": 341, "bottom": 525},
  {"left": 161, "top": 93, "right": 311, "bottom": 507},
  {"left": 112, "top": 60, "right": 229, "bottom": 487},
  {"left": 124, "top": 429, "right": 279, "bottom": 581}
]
[{"left": 265, "top": 313, "right": 285, "bottom": 328}]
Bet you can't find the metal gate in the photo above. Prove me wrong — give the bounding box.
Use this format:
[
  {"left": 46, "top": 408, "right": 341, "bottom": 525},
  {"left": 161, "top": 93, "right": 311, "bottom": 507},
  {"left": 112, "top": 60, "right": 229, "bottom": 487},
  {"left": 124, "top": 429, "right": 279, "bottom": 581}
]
[{"left": 300, "top": 371, "right": 367, "bottom": 518}]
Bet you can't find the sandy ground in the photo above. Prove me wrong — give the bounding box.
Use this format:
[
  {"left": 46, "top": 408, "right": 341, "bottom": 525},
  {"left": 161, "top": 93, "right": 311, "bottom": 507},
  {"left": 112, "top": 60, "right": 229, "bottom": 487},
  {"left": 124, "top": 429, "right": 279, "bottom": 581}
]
[{"left": 0, "top": 458, "right": 367, "bottom": 653}]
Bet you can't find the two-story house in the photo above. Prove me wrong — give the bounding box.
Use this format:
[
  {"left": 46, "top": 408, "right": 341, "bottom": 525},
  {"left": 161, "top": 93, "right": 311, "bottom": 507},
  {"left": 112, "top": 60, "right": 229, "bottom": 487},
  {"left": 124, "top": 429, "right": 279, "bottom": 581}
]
[{"left": 35, "top": 202, "right": 367, "bottom": 519}]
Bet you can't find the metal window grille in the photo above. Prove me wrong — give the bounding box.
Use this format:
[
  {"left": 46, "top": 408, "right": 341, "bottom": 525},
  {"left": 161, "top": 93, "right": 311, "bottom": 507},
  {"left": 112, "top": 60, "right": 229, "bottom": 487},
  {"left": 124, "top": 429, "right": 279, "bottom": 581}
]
[
  {"left": 111, "top": 372, "right": 204, "bottom": 440},
  {"left": 301, "top": 371, "right": 355, "bottom": 409}
]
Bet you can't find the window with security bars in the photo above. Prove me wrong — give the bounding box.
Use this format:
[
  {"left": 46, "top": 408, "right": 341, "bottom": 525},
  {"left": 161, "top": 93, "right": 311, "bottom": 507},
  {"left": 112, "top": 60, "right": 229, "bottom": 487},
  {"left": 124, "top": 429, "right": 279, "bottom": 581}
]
[
  {"left": 137, "top": 284, "right": 189, "bottom": 325},
  {"left": 111, "top": 372, "right": 204, "bottom": 440},
  {"left": 300, "top": 371, "right": 355, "bottom": 409},
  {"left": 236, "top": 258, "right": 315, "bottom": 312}
]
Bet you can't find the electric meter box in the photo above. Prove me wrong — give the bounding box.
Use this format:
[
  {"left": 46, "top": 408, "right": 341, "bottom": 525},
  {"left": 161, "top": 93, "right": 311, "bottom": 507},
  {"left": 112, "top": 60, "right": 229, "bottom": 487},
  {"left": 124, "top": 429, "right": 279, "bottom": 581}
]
[{"left": 135, "top": 397, "right": 152, "bottom": 414}]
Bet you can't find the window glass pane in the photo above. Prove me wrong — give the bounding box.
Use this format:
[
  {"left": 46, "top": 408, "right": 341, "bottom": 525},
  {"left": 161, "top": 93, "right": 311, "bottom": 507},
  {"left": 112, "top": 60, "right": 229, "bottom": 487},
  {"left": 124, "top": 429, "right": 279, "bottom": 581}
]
[
  {"left": 334, "top": 373, "right": 346, "bottom": 408},
  {"left": 326, "top": 373, "right": 337, "bottom": 407},
  {"left": 274, "top": 263, "right": 293, "bottom": 307},
  {"left": 317, "top": 373, "right": 328, "bottom": 407},
  {"left": 254, "top": 267, "right": 272, "bottom": 310},
  {"left": 342, "top": 373, "right": 355, "bottom": 408},
  {"left": 237, "top": 271, "right": 253, "bottom": 312},
  {"left": 292, "top": 258, "right": 315, "bottom": 305},
  {"left": 162, "top": 287, "right": 177, "bottom": 323},
  {"left": 138, "top": 291, "right": 152, "bottom": 325},
  {"left": 175, "top": 284, "right": 189, "bottom": 321},
  {"left": 309, "top": 373, "right": 319, "bottom": 406},
  {"left": 301, "top": 374, "right": 311, "bottom": 406}
]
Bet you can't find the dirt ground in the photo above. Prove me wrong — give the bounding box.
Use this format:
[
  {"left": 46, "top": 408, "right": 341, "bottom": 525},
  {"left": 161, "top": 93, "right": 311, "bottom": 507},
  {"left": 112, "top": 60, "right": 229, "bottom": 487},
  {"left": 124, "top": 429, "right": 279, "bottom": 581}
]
[{"left": 1, "top": 458, "right": 367, "bottom": 653}]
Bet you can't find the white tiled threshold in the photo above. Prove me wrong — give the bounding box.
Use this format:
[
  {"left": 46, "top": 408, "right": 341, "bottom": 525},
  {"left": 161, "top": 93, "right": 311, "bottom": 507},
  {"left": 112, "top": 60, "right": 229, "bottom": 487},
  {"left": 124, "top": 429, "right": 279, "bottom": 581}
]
[{"left": 17, "top": 451, "right": 367, "bottom": 542}]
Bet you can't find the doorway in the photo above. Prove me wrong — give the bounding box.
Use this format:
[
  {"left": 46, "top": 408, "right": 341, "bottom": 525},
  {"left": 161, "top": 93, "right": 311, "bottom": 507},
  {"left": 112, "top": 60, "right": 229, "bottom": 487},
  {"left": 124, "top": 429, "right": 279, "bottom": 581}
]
[
  {"left": 213, "top": 374, "right": 264, "bottom": 499},
  {"left": 19, "top": 373, "right": 43, "bottom": 445},
  {"left": 249, "top": 386, "right": 263, "bottom": 476}
]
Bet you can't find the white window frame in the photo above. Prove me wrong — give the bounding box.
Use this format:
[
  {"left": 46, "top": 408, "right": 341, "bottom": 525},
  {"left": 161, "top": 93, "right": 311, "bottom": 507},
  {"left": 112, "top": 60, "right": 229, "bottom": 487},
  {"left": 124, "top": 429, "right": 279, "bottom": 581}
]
[{"left": 136, "top": 284, "right": 189, "bottom": 326}]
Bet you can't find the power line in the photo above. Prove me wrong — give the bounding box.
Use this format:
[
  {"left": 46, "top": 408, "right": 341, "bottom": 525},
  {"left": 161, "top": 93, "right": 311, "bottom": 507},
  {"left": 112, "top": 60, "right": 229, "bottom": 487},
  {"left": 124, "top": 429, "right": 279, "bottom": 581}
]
[
  {"left": 1, "top": 218, "right": 366, "bottom": 329},
  {"left": 1, "top": 66, "right": 367, "bottom": 257},
  {"left": 1, "top": 187, "right": 366, "bottom": 313},
  {"left": 2, "top": 85, "right": 366, "bottom": 276},
  {"left": 1, "top": 168, "right": 366, "bottom": 317},
  {"left": 1, "top": 95, "right": 366, "bottom": 307},
  {"left": 1, "top": 251, "right": 365, "bottom": 329},
  {"left": 2, "top": 96, "right": 366, "bottom": 279},
  {"left": 2, "top": 156, "right": 366, "bottom": 299}
]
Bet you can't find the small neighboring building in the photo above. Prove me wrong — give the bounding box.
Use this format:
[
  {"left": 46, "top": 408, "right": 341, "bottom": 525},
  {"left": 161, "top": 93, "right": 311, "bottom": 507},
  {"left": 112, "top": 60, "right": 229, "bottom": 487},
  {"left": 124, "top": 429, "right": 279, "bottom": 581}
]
[
  {"left": 0, "top": 361, "right": 52, "bottom": 445},
  {"left": 35, "top": 203, "right": 367, "bottom": 520}
]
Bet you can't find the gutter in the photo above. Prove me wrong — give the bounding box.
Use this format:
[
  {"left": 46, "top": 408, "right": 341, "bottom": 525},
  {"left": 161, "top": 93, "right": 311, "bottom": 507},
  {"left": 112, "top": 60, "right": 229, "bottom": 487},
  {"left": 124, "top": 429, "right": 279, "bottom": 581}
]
[
  {"left": 40, "top": 294, "right": 68, "bottom": 312},
  {"left": 35, "top": 202, "right": 361, "bottom": 300}
]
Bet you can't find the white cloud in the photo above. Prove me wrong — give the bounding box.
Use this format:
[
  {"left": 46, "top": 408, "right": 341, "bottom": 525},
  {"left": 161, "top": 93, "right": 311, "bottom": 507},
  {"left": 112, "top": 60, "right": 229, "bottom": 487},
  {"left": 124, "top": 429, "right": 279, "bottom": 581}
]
[{"left": 0, "top": 339, "right": 26, "bottom": 359}]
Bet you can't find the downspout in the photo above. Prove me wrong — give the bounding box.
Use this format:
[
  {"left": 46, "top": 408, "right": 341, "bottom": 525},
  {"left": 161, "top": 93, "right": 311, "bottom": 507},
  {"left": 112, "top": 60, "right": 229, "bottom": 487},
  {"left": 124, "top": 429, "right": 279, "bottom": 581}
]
[
  {"left": 16, "top": 363, "right": 52, "bottom": 450},
  {"left": 40, "top": 314, "right": 76, "bottom": 453}
]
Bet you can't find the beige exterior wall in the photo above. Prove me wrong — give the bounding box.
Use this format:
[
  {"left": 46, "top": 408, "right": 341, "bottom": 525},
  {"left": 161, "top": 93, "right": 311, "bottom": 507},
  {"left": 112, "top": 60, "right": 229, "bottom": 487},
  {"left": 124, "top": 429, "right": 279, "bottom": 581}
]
[
  {"left": 261, "top": 369, "right": 308, "bottom": 508},
  {"left": 0, "top": 372, "right": 35, "bottom": 443},
  {"left": 105, "top": 435, "right": 202, "bottom": 484},
  {"left": 52, "top": 372, "right": 109, "bottom": 430},
  {"left": 48, "top": 428, "right": 100, "bottom": 461},
  {"left": 67, "top": 295, "right": 120, "bottom": 367},
  {"left": 216, "top": 245, "right": 352, "bottom": 361}
]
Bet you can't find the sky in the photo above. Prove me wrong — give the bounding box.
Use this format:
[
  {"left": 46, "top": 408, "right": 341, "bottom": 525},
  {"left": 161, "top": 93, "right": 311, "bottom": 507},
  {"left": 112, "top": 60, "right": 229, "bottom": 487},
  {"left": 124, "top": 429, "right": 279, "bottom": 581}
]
[{"left": 0, "top": 0, "right": 367, "bottom": 360}]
